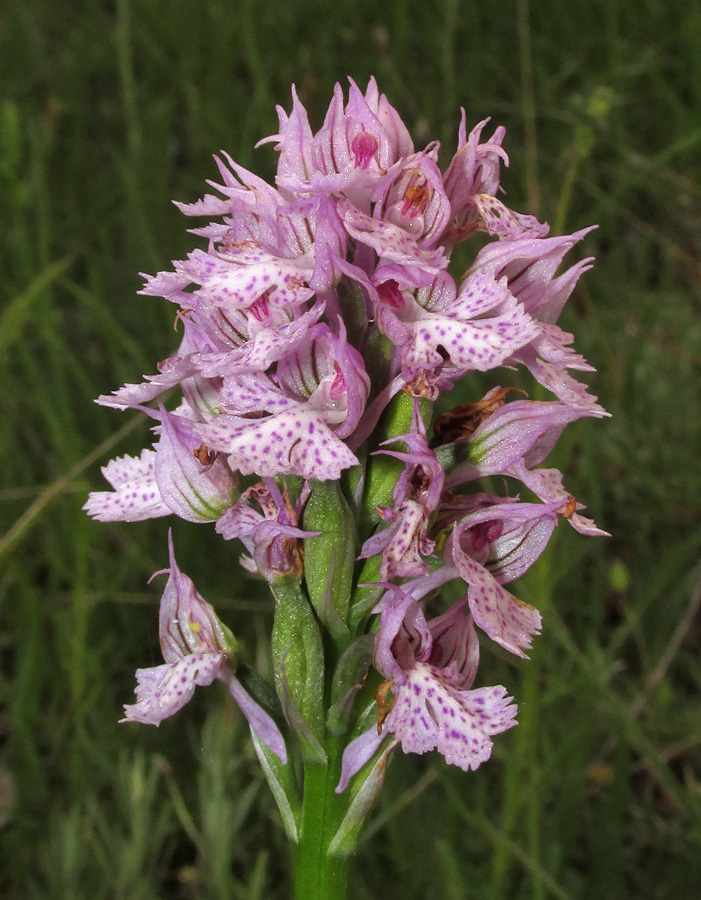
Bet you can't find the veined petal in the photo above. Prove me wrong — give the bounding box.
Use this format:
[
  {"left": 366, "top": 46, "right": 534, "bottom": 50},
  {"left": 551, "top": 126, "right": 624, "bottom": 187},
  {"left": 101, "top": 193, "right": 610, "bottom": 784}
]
[
  {"left": 346, "top": 77, "right": 397, "bottom": 169},
  {"left": 469, "top": 227, "right": 596, "bottom": 319},
  {"left": 275, "top": 322, "right": 370, "bottom": 438},
  {"left": 218, "top": 372, "right": 300, "bottom": 415},
  {"left": 194, "top": 301, "right": 325, "bottom": 378},
  {"left": 121, "top": 651, "right": 226, "bottom": 726},
  {"left": 373, "top": 150, "right": 451, "bottom": 247},
  {"left": 460, "top": 399, "right": 588, "bottom": 475},
  {"left": 367, "top": 76, "right": 414, "bottom": 159},
  {"left": 305, "top": 79, "right": 400, "bottom": 203},
  {"left": 338, "top": 198, "right": 447, "bottom": 271},
  {"left": 309, "top": 196, "right": 350, "bottom": 291},
  {"left": 487, "top": 512, "right": 557, "bottom": 583},
  {"left": 451, "top": 502, "right": 559, "bottom": 584},
  {"left": 262, "top": 84, "right": 315, "bottom": 189},
  {"left": 83, "top": 450, "right": 171, "bottom": 522},
  {"left": 158, "top": 530, "right": 237, "bottom": 661},
  {"left": 426, "top": 598, "right": 480, "bottom": 687},
  {"left": 155, "top": 409, "right": 237, "bottom": 523}
]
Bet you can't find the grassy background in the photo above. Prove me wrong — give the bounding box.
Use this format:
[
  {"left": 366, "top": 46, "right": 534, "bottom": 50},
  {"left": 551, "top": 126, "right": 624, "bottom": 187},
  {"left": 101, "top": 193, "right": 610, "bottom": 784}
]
[{"left": 1, "top": 0, "right": 700, "bottom": 897}]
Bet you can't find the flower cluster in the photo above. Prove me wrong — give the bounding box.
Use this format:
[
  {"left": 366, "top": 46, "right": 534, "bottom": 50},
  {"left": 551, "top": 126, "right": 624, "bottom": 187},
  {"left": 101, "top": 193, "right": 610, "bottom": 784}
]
[{"left": 86, "top": 78, "right": 606, "bottom": 794}]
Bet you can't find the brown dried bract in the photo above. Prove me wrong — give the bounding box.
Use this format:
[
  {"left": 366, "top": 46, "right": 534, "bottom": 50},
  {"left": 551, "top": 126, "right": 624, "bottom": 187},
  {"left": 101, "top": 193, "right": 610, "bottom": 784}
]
[
  {"left": 173, "top": 308, "right": 194, "bottom": 330},
  {"left": 404, "top": 181, "right": 430, "bottom": 214},
  {"left": 376, "top": 680, "right": 395, "bottom": 734},
  {"left": 557, "top": 496, "right": 577, "bottom": 519},
  {"left": 193, "top": 443, "right": 216, "bottom": 466},
  {"left": 281, "top": 485, "right": 298, "bottom": 522},
  {"left": 409, "top": 464, "right": 431, "bottom": 496},
  {"left": 403, "top": 372, "right": 435, "bottom": 399},
  {"left": 289, "top": 541, "right": 305, "bottom": 581},
  {"left": 432, "top": 386, "right": 527, "bottom": 446}
]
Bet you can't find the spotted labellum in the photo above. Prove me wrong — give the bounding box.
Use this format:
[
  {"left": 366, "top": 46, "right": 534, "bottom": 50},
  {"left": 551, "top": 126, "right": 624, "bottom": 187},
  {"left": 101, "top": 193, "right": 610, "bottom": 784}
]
[{"left": 87, "top": 77, "right": 607, "bottom": 868}]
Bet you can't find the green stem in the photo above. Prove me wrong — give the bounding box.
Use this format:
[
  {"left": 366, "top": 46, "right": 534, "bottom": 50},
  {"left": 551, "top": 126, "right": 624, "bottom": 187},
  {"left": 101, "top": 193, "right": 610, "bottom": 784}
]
[{"left": 293, "top": 736, "right": 350, "bottom": 900}]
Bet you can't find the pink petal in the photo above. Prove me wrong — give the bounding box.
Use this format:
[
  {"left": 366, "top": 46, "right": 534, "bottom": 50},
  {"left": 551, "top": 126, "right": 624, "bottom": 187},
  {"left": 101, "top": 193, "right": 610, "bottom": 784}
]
[
  {"left": 121, "top": 651, "right": 226, "bottom": 726},
  {"left": 335, "top": 726, "right": 387, "bottom": 793},
  {"left": 406, "top": 306, "right": 537, "bottom": 374},
  {"left": 218, "top": 372, "right": 299, "bottom": 415},
  {"left": 509, "top": 461, "right": 610, "bottom": 537},
  {"left": 96, "top": 357, "right": 199, "bottom": 410},
  {"left": 155, "top": 411, "right": 236, "bottom": 523},
  {"left": 370, "top": 78, "right": 414, "bottom": 159},
  {"left": 473, "top": 194, "right": 549, "bottom": 240},
  {"left": 338, "top": 198, "right": 447, "bottom": 271},
  {"left": 83, "top": 450, "right": 171, "bottom": 522},
  {"left": 195, "top": 411, "right": 359, "bottom": 481},
  {"left": 386, "top": 663, "right": 517, "bottom": 770},
  {"left": 452, "top": 548, "right": 542, "bottom": 657},
  {"left": 360, "top": 500, "right": 431, "bottom": 580},
  {"left": 157, "top": 531, "right": 234, "bottom": 663},
  {"left": 221, "top": 670, "right": 288, "bottom": 763},
  {"left": 178, "top": 248, "right": 315, "bottom": 312}
]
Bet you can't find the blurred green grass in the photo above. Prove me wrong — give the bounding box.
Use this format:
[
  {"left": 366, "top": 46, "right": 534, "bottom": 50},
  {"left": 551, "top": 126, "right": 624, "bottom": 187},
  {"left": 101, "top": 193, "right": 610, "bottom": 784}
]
[{"left": 1, "top": 0, "right": 700, "bottom": 897}]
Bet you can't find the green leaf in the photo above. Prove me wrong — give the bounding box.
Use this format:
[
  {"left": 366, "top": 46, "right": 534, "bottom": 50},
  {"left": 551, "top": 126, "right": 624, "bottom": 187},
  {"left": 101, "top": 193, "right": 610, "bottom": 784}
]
[
  {"left": 303, "top": 480, "right": 355, "bottom": 638},
  {"left": 327, "top": 635, "right": 374, "bottom": 737},
  {"left": 250, "top": 732, "right": 300, "bottom": 844},
  {"left": 271, "top": 578, "right": 325, "bottom": 756}
]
